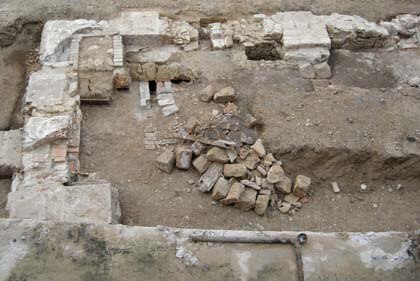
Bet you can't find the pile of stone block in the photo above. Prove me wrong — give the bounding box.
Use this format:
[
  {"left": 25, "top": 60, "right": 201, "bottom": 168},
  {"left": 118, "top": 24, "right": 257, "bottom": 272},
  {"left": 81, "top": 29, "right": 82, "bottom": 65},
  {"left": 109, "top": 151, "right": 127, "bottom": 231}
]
[{"left": 155, "top": 85, "right": 312, "bottom": 216}]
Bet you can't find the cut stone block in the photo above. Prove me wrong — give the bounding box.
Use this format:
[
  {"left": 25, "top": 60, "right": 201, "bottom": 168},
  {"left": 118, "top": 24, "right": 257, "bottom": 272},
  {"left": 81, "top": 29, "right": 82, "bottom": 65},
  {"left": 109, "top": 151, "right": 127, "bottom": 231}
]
[
  {"left": 213, "top": 87, "right": 235, "bottom": 103},
  {"left": 221, "top": 182, "right": 245, "bottom": 205},
  {"left": 23, "top": 116, "right": 70, "bottom": 150},
  {"left": 7, "top": 181, "right": 121, "bottom": 224},
  {"left": 207, "top": 147, "right": 229, "bottom": 164},
  {"left": 235, "top": 188, "right": 257, "bottom": 211},
  {"left": 224, "top": 163, "right": 247, "bottom": 178},
  {"left": 0, "top": 130, "right": 22, "bottom": 177},
  {"left": 79, "top": 71, "right": 113, "bottom": 104},
  {"left": 197, "top": 163, "right": 223, "bottom": 192},
  {"left": 272, "top": 12, "right": 331, "bottom": 64},
  {"left": 139, "top": 81, "right": 151, "bottom": 108},
  {"left": 40, "top": 19, "right": 101, "bottom": 64},
  {"left": 110, "top": 11, "right": 167, "bottom": 46},
  {"left": 162, "top": 104, "right": 179, "bottom": 117},
  {"left": 192, "top": 154, "right": 211, "bottom": 174},
  {"left": 211, "top": 177, "right": 230, "bottom": 200},
  {"left": 175, "top": 146, "right": 193, "bottom": 170},
  {"left": 293, "top": 175, "right": 312, "bottom": 198},
  {"left": 156, "top": 150, "right": 175, "bottom": 173},
  {"left": 25, "top": 67, "right": 75, "bottom": 114}
]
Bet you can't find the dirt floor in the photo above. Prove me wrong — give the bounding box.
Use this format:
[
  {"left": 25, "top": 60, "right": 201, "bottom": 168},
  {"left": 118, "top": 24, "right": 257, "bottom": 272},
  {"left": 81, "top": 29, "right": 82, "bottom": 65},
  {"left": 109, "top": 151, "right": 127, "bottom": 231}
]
[
  {"left": 0, "top": 179, "right": 11, "bottom": 218},
  {"left": 80, "top": 48, "right": 420, "bottom": 232},
  {"left": 0, "top": 22, "right": 41, "bottom": 130}
]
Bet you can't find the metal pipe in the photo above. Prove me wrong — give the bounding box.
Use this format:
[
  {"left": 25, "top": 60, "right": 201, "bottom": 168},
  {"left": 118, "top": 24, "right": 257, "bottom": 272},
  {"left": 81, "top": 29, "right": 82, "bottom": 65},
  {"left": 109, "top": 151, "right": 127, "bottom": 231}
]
[{"left": 190, "top": 232, "right": 307, "bottom": 281}]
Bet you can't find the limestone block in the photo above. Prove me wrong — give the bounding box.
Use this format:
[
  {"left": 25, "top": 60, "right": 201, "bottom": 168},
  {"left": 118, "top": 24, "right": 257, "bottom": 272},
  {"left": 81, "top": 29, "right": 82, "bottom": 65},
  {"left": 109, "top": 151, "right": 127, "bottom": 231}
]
[
  {"left": 7, "top": 181, "right": 121, "bottom": 224},
  {"left": 23, "top": 116, "right": 70, "bottom": 150},
  {"left": 0, "top": 130, "right": 22, "bottom": 177},
  {"left": 40, "top": 19, "right": 101, "bottom": 64},
  {"left": 25, "top": 67, "right": 76, "bottom": 115},
  {"left": 110, "top": 11, "right": 167, "bottom": 46}
]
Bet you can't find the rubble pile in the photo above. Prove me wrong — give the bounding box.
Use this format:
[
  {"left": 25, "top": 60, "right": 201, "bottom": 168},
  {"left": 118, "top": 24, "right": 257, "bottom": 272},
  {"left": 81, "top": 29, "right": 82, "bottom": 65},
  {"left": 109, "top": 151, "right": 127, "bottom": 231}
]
[{"left": 155, "top": 86, "right": 312, "bottom": 216}]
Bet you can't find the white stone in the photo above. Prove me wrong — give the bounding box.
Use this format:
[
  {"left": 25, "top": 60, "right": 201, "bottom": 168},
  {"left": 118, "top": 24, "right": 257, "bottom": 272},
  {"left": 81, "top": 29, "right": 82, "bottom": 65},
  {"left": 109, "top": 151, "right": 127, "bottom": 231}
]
[
  {"left": 0, "top": 130, "right": 22, "bottom": 177},
  {"left": 7, "top": 181, "right": 121, "bottom": 224},
  {"left": 40, "top": 19, "right": 101, "bottom": 64},
  {"left": 23, "top": 116, "right": 70, "bottom": 150}
]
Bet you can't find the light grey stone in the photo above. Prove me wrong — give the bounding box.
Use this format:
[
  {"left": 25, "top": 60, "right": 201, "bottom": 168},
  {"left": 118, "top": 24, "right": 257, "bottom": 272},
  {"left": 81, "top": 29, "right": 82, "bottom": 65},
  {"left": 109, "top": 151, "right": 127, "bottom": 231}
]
[
  {"left": 192, "top": 154, "right": 211, "bottom": 174},
  {"left": 198, "top": 163, "right": 224, "bottom": 192},
  {"left": 7, "top": 181, "right": 121, "bottom": 224},
  {"left": 213, "top": 87, "right": 235, "bottom": 103},
  {"left": 23, "top": 116, "right": 70, "bottom": 150},
  {"left": 40, "top": 19, "right": 101, "bottom": 64},
  {"left": 314, "top": 62, "right": 332, "bottom": 79},
  {"left": 211, "top": 177, "right": 230, "bottom": 200}
]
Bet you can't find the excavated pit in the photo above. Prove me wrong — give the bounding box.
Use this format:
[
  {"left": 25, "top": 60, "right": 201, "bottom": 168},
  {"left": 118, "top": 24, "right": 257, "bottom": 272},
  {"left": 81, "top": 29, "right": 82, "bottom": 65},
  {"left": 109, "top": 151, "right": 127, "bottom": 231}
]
[
  {"left": 1, "top": 4, "right": 420, "bottom": 280},
  {"left": 80, "top": 46, "right": 420, "bottom": 232}
]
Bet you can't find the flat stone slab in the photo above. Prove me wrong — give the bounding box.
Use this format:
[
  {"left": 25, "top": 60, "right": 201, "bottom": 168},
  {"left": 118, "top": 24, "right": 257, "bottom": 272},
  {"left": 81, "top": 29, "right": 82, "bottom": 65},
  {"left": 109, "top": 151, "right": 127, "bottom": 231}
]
[
  {"left": 0, "top": 220, "right": 417, "bottom": 281},
  {"left": 40, "top": 19, "right": 101, "bottom": 64},
  {"left": 25, "top": 67, "right": 75, "bottom": 114},
  {"left": 7, "top": 181, "right": 121, "bottom": 224},
  {"left": 110, "top": 11, "right": 167, "bottom": 46},
  {"left": 0, "top": 130, "right": 22, "bottom": 177}
]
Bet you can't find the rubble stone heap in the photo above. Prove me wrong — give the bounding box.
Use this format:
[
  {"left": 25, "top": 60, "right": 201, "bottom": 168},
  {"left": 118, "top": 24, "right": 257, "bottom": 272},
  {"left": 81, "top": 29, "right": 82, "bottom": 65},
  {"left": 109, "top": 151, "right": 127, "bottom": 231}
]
[{"left": 156, "top": 86, "right": 312, "bottom": 216}]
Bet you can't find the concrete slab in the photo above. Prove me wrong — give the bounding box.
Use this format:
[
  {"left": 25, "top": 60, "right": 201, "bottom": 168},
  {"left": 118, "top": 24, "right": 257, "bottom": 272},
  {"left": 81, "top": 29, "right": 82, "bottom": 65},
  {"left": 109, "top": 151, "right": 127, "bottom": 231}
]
[
  {"left": 6, "top": 181, "right": 120, "bottom": 224},
  {"left": 0, "top": 130, "right": 22, "bottom": 178},
  {"left": 0, "top": 220, "right": 418, "bottom": 281}
]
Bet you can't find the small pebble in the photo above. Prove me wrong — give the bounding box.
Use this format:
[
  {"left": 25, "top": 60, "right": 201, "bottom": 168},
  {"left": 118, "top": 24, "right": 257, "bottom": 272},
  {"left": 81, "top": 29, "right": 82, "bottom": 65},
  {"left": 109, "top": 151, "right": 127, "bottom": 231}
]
[{"left": 360, "top": 184, "right": 367, "bottom": 190}]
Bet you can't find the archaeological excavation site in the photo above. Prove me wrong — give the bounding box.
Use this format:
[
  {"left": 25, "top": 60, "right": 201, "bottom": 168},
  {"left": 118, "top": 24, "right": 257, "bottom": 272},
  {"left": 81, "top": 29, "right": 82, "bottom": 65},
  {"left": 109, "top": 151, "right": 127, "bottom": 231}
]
[{"left": 0, "top": 0, "right": 420, "bottom": 280}]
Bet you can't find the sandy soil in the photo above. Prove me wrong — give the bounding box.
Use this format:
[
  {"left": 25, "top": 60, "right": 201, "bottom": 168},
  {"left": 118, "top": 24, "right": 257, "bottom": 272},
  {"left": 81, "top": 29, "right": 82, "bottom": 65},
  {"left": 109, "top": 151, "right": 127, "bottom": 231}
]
[{"left": 80, "top": 49, "right": 420, "bottom": 232}]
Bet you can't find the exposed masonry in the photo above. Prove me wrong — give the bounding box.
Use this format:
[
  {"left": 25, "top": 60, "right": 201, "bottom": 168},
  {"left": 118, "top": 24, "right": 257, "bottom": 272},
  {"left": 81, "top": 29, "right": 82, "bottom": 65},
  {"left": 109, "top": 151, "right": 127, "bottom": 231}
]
[{"left": 4, "top": 10, "right": 419, "bottom": 225}]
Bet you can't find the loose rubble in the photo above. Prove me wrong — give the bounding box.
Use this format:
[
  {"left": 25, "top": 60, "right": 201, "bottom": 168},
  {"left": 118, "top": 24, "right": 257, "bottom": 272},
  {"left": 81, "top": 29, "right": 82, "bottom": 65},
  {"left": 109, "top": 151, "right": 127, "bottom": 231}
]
[{"left": 154, "top": 85, "right": 313, "bottom": 216}]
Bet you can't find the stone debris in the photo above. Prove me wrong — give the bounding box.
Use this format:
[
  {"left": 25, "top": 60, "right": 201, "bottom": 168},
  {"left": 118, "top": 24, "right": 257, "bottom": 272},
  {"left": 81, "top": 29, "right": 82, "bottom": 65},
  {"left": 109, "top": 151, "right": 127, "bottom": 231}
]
[
  {"left": 199, "top": 85, "right": 215, "bottom": 102},
  {"left": 332, "top": 182, "right": 340, "bottom": 193},
  {"left": 267, "top": 164, "right": 285, "bottom": 184},
  {"left": 293, "top": 175, "right": 312, "bottom": 198},
  {"left": 24, "top": 116, "right": 70, "bottom": 150},
  {"left": 7, "top": 181, "right": 121, "bottom": 224},
  {"left": 251, "top": 138, "right": 266, "bottom": 157},
  {"left": 198, "top": 163, "right": 224, "bottom": 192},
  {"left": 211, "top": 177, "right": 230, "bottom": 200},
  {"left": 0, "top": 130, "right": 22, "bottom": 178},
  {"left": 245, "top": 114, "right": 258, "bottom": 128},
  {"left": 175, "top": 145, "right": 193, "bottom": 170},
  {"left": 207, "top": 147, "right": 229, "bottom": 164},
  {"left": 213, "top": 87, "right": 236, "bottom": 103},
  {"left": 162, "top": 104, "right": 179, "bottom": 117},
  {"left": 224, "top": 163, "right": 247, "bottom": 178},
  {"left": 156, "top": 150, "right": 175, "bottom": 173},
  {"left": 221, "top": 182, "right": 245, "bottom": 205},
  {"left": 240, "top": 179, "right": 261, "bottom": 191},
  {"left": 152, "top": 103, "right": 314, "bottom": 216},
  {"left": 255, "top": 194, "right": 270, "bottom": 215}
]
